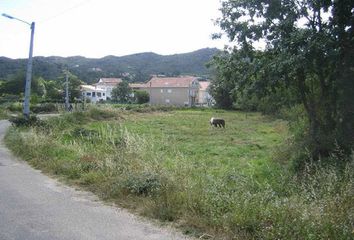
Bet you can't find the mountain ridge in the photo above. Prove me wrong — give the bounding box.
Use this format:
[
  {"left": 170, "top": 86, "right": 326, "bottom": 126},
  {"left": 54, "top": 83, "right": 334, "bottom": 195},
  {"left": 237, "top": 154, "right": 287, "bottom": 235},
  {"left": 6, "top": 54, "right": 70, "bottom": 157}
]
[{"left": 0, "top": 48, "right": 219, "bottom": 83}]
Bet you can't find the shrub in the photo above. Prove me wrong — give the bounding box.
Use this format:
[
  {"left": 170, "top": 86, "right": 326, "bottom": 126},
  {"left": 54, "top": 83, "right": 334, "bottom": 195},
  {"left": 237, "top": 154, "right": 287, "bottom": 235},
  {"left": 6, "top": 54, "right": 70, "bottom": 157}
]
[
  {"left": 7, "top": 102, "right": 23, "bottom": 112},
  {"left": 122, "top": 172, "right": 161, "bottom": 196},
  {"left": 31, "top": 103, "right": 58, "bottom": 113},
  {"left": 134, "top": 90, "right": 150, "bottom": 104},
  {"left": 0, "top": 94, "right": 20, "bottom": 104},
  {"left": 86, "top": 107, "right": 118, "bottom": 120},
  {"left": 0, "top": 108, "right": 9, "bottom": 119},
  {"left": 9, "top": 115, "right": 39, "bottom": 127}
]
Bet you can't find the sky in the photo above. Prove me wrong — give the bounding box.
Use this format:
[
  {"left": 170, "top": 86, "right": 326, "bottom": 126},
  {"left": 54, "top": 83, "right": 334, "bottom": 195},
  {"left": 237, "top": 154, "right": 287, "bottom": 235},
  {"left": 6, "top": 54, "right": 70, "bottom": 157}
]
[{"left": 0, "top": 0, "right": 229, "bottom": 59}]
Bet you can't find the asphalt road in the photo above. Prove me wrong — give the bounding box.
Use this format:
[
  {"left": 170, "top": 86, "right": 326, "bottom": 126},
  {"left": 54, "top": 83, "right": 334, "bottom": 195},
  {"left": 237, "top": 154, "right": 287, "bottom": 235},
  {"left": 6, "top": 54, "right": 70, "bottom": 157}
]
[{"left": 0, "top": 120, "right": 189, "bottom": 240}]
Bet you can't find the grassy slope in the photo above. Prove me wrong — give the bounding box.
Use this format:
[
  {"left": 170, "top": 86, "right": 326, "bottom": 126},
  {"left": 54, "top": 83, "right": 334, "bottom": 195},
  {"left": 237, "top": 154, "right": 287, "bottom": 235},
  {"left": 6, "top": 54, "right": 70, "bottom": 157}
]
[{"left": 5, "top": 107, "right": 353, "bottom": 239}]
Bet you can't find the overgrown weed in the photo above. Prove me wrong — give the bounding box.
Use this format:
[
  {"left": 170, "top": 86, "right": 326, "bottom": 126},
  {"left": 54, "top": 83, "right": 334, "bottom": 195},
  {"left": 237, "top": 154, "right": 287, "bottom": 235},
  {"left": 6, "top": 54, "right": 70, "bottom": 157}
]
[{"left": 4, "top": 107, "right": 353, "bottom": 239}]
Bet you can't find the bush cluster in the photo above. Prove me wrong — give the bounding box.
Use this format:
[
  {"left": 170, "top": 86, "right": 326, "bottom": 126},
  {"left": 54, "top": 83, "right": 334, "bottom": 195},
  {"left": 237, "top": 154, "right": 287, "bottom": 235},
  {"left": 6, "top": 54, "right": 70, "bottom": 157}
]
[
  {"left": 31, "top": 103, "right": 58, "bottom": 113},
  {"left": 9, "top": 115, "right": 40, "bottom": 127}
]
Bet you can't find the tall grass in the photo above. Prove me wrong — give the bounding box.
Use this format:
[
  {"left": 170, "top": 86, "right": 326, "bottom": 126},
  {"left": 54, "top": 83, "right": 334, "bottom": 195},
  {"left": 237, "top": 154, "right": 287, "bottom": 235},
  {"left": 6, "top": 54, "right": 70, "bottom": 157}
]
[
  {"left": 5, "top": 107, "right": 354, "bottom": 239},
  {"left": 0, "top": 108, "right": 9, "bottom": 119}
]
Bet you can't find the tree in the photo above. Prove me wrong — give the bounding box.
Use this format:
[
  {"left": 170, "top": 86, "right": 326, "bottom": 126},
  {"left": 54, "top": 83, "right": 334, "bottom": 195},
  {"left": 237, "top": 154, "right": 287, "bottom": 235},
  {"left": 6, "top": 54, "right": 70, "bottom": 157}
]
[
  {"left": 44, "top": 80, "right": 62, "bottom": 102},
  {"left": 208, "top": 52, "right": 236, "bottom": 109},
  {"left": 134, "top": 90, "right": 149, "bottom": 104},
  {"left": 0, "top": 72, "right": 25, "bottom": 95},
  {"left": 112, "top": 81, "right": 132, "bottom": 103},
  {"left": 0, "top": 72, "right": 46, "bottom": 99},
  {"left": 57, "top": 71, "right": 83, "bottom": 102},
  {"left": 214, "top": 0, "right": 354, "bottom": 159}
]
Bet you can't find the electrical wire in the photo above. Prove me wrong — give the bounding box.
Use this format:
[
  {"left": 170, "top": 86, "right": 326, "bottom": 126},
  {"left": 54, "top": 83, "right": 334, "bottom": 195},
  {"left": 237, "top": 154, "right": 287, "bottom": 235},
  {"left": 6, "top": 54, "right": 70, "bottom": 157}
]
[{"left": 38, "top": 0, "right": 92, "bottom": 24}]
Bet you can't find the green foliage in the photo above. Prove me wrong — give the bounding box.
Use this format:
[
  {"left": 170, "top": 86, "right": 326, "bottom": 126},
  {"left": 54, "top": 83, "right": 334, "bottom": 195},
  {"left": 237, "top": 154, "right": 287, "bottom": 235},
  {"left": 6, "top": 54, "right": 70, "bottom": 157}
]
[
  {"left": 133, "top": 90, "right": 149, "bottom": 104},
  {"left": 212, "top": 0, "right": 354, "bottom": 160},
  {"left": 122, "top": 172, "right": 161, "bottom": 196},
  {"left": 0, "top": 72, "right": 48, "bottom": 100},
  {"left": 0, "top": 48, "right": 219, "bottom": 83},
  {"left": 7, "top": 102, "right": 22, "bottom": 112},
  {"left": 5, "top": 108, "right": 353, "bottom": 239},
  {"left": 6, "top": 102, "right": 58, "bottom": 114},
  {"left": 0, "top": 69, "right": 83, "bottom": 105},
  {"left": 56, "top": 71, "right": 83, "bottom": 101},
  {"left": 111, "top": 81, "right": 132, "bottom": 103},
  {"left": 0, "top": 94, "right": 20, "bottom": 104},
  {"left": 31, "top": 77, "right": 46, "bottom": 97},
  {"left": 9, "top": 115, "right": 39, "bottom": 127},
  {"left": 113, "top": 104, "right": 181, "bottom": 112},
  {"left": 31, "top": 103, "right": 58, "bottom": 113},
  {"left": 43, "top": 80, "right": 62, "bottom": 101},
  {"left": 71, "top": 127, "right": 98, "bottom": 138},
  {"left": 208, "top": 50, "right": 253, "bottom": 109},
  {"left": 0, "top": 72, "right": 25, "bottom": 95},
  {"left": 0, "top": 108, "right": 9, "bottom": 120}
]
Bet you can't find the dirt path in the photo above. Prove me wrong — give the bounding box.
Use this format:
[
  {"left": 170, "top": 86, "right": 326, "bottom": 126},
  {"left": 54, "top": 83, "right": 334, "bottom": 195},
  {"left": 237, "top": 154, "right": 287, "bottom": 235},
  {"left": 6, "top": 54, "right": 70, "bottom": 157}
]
[{"left": 0, "top": 120, "right": 190, "bottom": 240}]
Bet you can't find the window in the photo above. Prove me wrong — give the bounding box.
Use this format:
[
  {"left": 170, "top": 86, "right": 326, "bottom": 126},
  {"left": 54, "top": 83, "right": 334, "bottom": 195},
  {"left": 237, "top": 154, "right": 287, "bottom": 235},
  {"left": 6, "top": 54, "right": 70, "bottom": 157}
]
[
  {"left": 167, "top": 89, "right": 172, "bottom": 93},
  {"left": 92, "top": 92, "right": 96, "bottom": 97},
  {"left": 86, "top": 92, "right": 91, "bottom": 96},
  {"left": 97, "top": 92, "right": 101, "bottom": 97},
  {"left": 103, "top": 93, "right": 105, "bottom": 96}
]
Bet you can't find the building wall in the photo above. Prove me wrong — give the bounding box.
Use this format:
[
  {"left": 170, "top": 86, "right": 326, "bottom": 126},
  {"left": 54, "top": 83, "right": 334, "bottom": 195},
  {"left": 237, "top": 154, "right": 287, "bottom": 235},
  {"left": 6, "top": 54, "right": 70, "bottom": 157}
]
[
  {"left": 95, "top": 84, "right": 114, "bottom": 99},
  {"left": 141, "top": 87, "right": 199, "bottom": 106},
  {"left": 198, "top": 90, "right": 213, "bottom": 106},
  {"left": 81, "top": 90, "right": 106, "bottom": 103},
  {"left": 199, "top": 89, "right": 207, "bottom": 104}
]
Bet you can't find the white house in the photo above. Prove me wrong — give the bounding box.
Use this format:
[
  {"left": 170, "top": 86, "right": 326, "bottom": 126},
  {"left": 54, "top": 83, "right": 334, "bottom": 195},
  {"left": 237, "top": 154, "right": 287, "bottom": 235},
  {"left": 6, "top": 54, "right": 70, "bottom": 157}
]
[
  {"left": 93, "top": 78, "right": 122, "bottom": 99},
  {"left": 80, "top": 85, "right": 106, "bottom": 103}
]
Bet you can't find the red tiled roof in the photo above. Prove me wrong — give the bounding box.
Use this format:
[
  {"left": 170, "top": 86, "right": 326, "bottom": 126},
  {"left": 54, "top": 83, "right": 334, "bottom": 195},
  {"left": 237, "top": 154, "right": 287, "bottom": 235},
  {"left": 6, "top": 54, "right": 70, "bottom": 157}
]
[
  {"left": 94, "top": 78, "right": 122, "bottom": 86},
  {"left": 146, "top": 76, "right": 199, "bottom": 88},
  {"left": 129, "top": 83, "right": 147, "bottom": 88}
]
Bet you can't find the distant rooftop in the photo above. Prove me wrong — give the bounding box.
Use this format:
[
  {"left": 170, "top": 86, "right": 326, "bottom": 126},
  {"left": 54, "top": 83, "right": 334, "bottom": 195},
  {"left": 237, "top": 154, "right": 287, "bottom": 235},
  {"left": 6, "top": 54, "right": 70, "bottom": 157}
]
[
  {"left": 80, "top": 85, "right": 104, "bottom": 91},
  {"left": 129, "top": 83, "right": 147, "bottom": 88},
  {"left": 146, "top": 76, "right": 199, "bottom": 88},
  {"left": 94, "top": 78, "right": 123, "bottom": 86}
]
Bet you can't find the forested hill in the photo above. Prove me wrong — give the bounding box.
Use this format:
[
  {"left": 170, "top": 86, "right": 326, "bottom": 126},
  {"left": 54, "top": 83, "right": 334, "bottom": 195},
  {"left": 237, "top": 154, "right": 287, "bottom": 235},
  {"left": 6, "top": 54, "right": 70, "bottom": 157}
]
[{"left": 0, "top": 48, "right": 219, "bottom": 83}]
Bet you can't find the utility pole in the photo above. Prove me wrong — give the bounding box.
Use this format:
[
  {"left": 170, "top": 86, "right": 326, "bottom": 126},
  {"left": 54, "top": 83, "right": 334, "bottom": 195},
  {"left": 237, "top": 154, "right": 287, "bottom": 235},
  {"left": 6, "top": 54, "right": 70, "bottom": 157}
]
[
  {"left": 65, "top": 71, "right": 69, "bottom": 111},
  {"left": 2, "top": 14, "right": 35, "bottom": 119},
  {"left": 23, "top": 22, "right": 35, "bottom": 119}
]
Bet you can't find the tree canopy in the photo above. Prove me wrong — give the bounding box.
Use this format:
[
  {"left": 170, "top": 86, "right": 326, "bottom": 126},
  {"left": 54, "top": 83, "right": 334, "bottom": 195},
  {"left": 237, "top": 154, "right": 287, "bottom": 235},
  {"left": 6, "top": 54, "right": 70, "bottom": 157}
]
[
  {"left": 112, "top": 82, "right": 132, "bottom": 103},
  {"left": 133, "top": 90, "right": 150, "bottom": 104},
  {"left": 211, "top": 0, "right": 354, "bottom": 160}
]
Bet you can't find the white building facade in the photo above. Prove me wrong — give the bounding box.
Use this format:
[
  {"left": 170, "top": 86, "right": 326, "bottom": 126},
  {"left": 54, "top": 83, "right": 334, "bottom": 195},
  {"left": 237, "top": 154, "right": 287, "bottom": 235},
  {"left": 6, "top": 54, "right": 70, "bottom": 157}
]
[
  {"left": 80, "top": 85, "right": 106, "bottom": 103},
  {"left": 93, "top": 78, "right": 122, "bottom": 99}
]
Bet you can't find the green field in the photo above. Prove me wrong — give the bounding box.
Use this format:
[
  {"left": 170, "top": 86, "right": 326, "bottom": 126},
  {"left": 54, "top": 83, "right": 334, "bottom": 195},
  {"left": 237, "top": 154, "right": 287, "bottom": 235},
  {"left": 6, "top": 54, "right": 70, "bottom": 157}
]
[
  {"left": 5, "top": 107, "right": 353, "bottom": 239},
  {"left": 99, "top": 109, "right": 287, "bottom": 174}
]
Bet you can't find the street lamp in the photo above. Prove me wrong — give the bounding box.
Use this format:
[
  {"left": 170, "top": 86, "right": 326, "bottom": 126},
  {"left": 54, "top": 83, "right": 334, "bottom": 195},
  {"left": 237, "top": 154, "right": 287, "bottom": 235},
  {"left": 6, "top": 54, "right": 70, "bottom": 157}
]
[{"left": 2, "top": 13, "right": 35, "bottom": 119}]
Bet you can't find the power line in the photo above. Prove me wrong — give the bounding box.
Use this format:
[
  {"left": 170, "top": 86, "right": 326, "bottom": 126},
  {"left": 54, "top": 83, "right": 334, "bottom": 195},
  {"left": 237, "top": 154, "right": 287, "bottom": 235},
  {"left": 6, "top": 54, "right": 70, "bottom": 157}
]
[{"left": 38, "top": 0, "right": 92, "bottom": 24}]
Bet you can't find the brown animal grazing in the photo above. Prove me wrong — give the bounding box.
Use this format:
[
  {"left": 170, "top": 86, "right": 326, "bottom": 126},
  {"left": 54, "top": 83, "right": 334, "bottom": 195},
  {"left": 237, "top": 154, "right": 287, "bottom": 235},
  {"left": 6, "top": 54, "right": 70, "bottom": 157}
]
[{"left": 210, "top": 117, "right": 225, "bottom": 128}]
